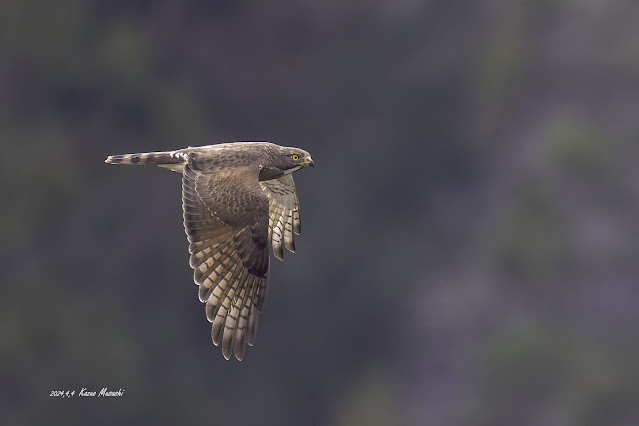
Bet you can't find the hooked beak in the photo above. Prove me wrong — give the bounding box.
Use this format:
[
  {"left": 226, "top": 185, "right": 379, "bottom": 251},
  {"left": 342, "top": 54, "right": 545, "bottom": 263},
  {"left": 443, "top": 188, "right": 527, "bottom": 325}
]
[{"left": 303, "top": 156, "right": 314, "bottom": 168}]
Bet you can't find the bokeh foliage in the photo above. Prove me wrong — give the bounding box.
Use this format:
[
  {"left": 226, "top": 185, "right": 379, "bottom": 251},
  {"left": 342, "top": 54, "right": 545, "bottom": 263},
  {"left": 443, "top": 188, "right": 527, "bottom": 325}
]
[{"left": 2, "top": 0, "right": 639, "bottom": 425}]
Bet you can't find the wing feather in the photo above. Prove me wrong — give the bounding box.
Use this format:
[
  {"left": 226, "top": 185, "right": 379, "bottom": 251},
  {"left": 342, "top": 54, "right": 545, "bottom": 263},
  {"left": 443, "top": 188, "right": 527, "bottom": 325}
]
[
  {"left": 183, "top": 161, "right": 269, "bottom": 360},
  {"left": 259, "top": 175, "right": 302, "bottom": 260},
  {"left": 233, "top": 275, "right": 257, "bottom": 359},
  {"left": 247, "top": 268, "right": 268, "bottom": 346}
]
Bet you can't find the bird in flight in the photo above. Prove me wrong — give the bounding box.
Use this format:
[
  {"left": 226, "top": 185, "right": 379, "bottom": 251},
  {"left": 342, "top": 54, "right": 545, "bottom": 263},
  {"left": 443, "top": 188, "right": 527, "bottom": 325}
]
[{"left": 105, "top": 142, "right": 314, "bottom": 360}]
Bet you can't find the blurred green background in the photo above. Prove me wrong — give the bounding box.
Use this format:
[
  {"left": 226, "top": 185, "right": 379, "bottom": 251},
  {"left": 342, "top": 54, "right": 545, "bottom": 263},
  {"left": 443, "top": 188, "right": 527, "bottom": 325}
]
[{"left": 2, "top": 0, "right": 639, "bottom": 425}]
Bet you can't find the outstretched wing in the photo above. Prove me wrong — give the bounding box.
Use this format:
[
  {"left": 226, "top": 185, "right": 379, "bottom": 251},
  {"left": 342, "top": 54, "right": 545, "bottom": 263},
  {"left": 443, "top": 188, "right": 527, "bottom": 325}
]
[
  {"left": 182, "top": 161, "right": 270, "bottom": 361},
  {"left": 259, "top": 175, "right": 302, "bottom": 261}
]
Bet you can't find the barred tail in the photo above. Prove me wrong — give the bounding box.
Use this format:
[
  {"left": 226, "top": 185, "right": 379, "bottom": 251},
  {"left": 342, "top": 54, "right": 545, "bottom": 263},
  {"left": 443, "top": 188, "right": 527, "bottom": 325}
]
[{"left": 105, "top": 150, "right": 187, "bottom": 166}]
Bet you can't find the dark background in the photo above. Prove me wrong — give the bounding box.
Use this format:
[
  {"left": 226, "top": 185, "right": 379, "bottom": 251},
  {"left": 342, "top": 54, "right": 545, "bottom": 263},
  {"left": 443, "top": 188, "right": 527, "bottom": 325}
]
[{"left": 2, "top": 1, "right": 639, "bottom": 425}]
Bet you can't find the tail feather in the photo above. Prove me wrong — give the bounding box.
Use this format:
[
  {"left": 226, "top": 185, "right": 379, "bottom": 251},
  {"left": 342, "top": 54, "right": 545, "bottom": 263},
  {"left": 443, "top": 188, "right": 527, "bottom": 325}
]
[{"left": 105, "top": 150, "right": 187, "bottom": 166}]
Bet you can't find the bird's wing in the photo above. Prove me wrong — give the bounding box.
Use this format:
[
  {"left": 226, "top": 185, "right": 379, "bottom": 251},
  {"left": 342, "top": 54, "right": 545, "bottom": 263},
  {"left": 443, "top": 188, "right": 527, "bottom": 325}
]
[
  {"left": 182, "top": 162, "right": 270, "bottom": 361},
  {"left": 259, "top": 175, "right": 302, "bottom": 261}
]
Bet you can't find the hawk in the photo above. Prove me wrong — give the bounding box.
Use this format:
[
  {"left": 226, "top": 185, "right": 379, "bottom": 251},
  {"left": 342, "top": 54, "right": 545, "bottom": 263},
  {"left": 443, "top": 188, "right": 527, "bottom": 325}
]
[{"left": 105, "top": 142, "right": 314, "bottom": 360}]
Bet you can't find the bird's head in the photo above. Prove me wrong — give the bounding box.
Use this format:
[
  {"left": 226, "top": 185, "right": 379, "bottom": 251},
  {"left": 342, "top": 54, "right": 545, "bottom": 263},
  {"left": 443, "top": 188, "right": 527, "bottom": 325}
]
[
  {"left": 271, "top": 146, "right": 314, "bottom": 173},
  {"left": 258, "top": 143, "right": 314, "bottom": 181}
]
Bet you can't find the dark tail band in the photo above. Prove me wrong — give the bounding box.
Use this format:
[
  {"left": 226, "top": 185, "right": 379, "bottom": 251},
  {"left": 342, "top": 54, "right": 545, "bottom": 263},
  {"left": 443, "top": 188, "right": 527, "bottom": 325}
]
[{"left": 105, "top": 150, "right": 187, "bottom": 165}]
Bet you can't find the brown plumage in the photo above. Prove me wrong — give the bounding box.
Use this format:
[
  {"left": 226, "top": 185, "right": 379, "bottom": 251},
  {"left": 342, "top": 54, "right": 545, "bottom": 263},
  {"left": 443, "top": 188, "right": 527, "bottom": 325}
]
[{"left": 106, "top": 142, "right": 314, "bottom": 360}]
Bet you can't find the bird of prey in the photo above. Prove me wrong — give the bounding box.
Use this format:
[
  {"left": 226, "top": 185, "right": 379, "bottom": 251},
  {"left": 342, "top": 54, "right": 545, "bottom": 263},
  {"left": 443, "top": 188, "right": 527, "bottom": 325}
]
[{"left": 105, "top": 142, "right": 314, "bottom": 360}]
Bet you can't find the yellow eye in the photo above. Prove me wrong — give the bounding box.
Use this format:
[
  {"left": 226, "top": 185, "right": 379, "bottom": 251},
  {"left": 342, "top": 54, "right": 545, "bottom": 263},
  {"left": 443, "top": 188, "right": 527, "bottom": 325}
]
[{"left": 291, "top": 154, "right": 300, "bottom": 161}]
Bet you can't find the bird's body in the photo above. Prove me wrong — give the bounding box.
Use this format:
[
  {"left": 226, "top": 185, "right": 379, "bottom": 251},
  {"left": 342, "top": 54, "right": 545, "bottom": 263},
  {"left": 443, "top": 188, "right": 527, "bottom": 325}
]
[{"left": 106, "top": 142, "right": 313, "bottom": 360}]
